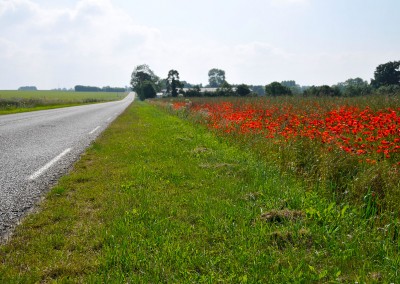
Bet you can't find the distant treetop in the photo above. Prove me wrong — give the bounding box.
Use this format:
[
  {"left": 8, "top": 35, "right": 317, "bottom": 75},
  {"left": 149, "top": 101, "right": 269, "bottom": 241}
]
[
  {"left": 208, "top": 68, "right": 226, "bottom": 88},
  {"left": 18, "top": 86, "right": 37, "bottom": 91},
  {"left": 371, "top": 61, "right": 400, "bottom": 88},
  {"left": 74, "top": 85, "right": 125, "bottom": 92}
]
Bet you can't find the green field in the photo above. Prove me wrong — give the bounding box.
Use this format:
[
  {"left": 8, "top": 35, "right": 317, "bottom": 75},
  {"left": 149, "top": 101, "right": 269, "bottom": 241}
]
[
  {"left": 0, "top": 100, "right": 399, "bottom": 283},
  {"left": 0, "top": 90, "right": 127, "bottom": 115}
]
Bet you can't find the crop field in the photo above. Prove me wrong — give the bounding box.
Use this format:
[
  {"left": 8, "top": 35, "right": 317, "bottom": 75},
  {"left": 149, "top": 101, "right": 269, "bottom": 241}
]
[
  {"left": 156, "top": 95, "right": 400, "bottom": 214},
  {"left": 0, "top": 90, "right": 126, "bottom": 114}
]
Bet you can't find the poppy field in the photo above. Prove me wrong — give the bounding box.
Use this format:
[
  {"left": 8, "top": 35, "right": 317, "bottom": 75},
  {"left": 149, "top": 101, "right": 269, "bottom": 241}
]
[
  {"left": 160, "top": 95, "right": 400, "bottom": 213},
  {"left": 175, "top": 98, "right": 400, "bottom": 164}
]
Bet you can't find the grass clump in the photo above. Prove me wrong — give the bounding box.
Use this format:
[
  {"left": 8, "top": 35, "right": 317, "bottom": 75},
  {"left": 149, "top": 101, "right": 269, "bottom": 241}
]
[{"left": 0, "top": 101, "right": 399, "bottom": 282}]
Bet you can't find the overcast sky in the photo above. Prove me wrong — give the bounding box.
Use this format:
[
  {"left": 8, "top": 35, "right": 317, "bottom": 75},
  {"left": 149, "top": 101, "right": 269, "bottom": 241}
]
[{"left": 0, "top": 0, "right": 399, "bottom": 90}]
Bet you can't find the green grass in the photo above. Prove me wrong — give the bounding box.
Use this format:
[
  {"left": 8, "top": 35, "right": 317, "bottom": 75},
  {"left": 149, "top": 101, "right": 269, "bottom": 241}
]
[
  {"left": 0, "top": 90, "right": 126, "bottom": 115},
  {"left": 0, "top": 101, "right": 399, "bottom": 282}
]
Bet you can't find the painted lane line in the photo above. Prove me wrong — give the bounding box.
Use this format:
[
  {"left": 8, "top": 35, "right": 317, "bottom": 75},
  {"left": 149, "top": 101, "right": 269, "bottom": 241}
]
[
  {"left": 106, "top": 117, "right": 112, "bottom": 122},
  {"left": 29, "top": 148, "right": 72, "bottom": 180},
  {"left": 89, "top": 126, "right": 100, "bottom": 134}
]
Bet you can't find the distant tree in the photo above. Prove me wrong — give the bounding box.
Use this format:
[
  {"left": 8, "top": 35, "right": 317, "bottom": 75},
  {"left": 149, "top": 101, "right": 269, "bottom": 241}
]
[
  {"left": 265, "top": 82, "right": 292, "bottom": 96},
  {"left": 303, "top": 85, "right": 341, "bottom": 97},
  {"left": 281, "top": 80, "right": 302, "bottom": 95},
  {"left": 340, "top": 78, "right": 368, "bottom": 88},
  {"left": 130, "top": 64, "right": 159, "bottom": 100},
  {"left": 180, "top": 81, "right": 192, "bottom": 88},
  {"left": 280, "top": 80, "right": 297, "bottom": 88},
  {"left": 216, "top": 81, "right": 234, "bottom": 96},
  {"left": 74, "top": 85, "right": 101, "bottom": 92},
  {"left": 18, "top": 86, "right": 37, "bottom": 91},
  {"left": 371, "top": 61, "right": 400, "bottom": 88},
  {"left": 302, "top": 86, "right": 318, "bottom": 97},
  {"left": 184, "top": 85, "right": 202, "bottom": 97},
  {"left": 319, "top": 85, "right": 341, "bottom": 96},
  {"left": 208, "top": 68, "right": 226, "bottom": 87},
  {"left": 137, "top": 81, "right": 157, "bottom": 100},
  {"left": 249, "top": 85, "right": 265, "bottom": 96},
  {"left": 166, "top": 69, "right": 183, "bottom": 97},
  {"left": 236, "top": 84, "right": 251, "bottom": 96},
  {"left": 335, "top": 77, "right": 371, "bottom": 97},
  {"left": 156, "top": 78, "right": 167, "bottom": 92},
  {"left": 102, "top": 86, "right": 126, "bottom": 92}
]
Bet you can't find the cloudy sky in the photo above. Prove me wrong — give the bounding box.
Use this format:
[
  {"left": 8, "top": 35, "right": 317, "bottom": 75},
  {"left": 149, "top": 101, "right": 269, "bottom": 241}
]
[{"left": 0, "top": 0, "right": 399, "bottom": 89}]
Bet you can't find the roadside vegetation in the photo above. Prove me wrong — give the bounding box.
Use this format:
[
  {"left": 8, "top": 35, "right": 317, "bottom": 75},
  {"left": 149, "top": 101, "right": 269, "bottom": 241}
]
[
  {"left": 0, "top": 90, "right": 126, "bottom": 115},
  {"left": 159, "top": 94, "right": 400, "bottom": 211},
  {"left": 1, "top": 100, "right": 399, "bottom": 282}
]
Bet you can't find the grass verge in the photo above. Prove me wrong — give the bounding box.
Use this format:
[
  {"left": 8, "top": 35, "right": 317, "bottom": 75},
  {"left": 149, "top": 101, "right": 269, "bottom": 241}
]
[{"left": 0, "top": 101, "right": 399, "bottom": 282}]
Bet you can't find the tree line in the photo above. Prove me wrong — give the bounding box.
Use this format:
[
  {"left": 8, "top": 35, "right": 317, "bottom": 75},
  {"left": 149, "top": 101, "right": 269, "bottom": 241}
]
[
  {"left": 74, "top": 85, "right": 126, "bottom": 92},
  {"left": 18, "top": 86, "right": 37, "bottom": 91},
  {"left": 130, "top": 66, "right": 261, "bottom": 100},
  {"left": 130, "top": 61, "right": 400, "bottom": 100}
]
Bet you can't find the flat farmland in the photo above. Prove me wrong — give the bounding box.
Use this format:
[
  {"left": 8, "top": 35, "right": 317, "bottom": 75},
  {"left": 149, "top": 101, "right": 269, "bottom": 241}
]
[{"left": 0, "top": 90, "right": 127, "bottom": 114}]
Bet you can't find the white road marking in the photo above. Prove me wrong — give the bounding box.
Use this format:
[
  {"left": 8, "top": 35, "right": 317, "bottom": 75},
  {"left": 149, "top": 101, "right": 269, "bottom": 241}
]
[
  {"left": 106, "top": 117, "right": 112, "bottom": 122},
  {"left": 89, "top": 126, "right": 100, "bottom": 134},
  {"left": 29, "top": 148, "right": 72, "bottom": 180}
]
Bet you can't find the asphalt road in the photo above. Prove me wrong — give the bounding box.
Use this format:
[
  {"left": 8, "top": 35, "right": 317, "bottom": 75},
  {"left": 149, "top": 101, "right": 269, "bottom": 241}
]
[{"left": 0, "top": 92, "right": 135, "bottom": 238}]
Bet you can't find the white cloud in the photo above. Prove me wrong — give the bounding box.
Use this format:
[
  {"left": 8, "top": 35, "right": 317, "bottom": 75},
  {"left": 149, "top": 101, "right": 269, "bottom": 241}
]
[{"left": 0, "top": 0, "right": 161, "bottom": 88}]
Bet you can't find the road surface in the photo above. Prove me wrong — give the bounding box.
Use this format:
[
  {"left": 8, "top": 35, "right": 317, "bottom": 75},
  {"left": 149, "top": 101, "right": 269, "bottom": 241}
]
[{"left": 0, "top": 92, "right": 135, "bottom": 238}]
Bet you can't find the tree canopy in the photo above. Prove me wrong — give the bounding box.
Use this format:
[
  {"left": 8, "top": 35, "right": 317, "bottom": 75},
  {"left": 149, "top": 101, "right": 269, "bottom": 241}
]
[
  {"left": 303, "top": 85, "right": 341, "bottom": 97},
  {"left": 371, "top": 61, "right": 400, "bottom": 88},
  {"left": 215, "top": 81, "right": 234, "bottom": 97},
  {"left": 166, "top": 69, "right": 183, "bottom": 97},
  {"left": 208, "top": 68, "right": 226, "bottom": 88},
  {"left": 138, "top": 81, "right": 157, "bottom": 101},
  {"left": 74, "top": 85, "right": 125, "bottom": 92},
  {"left": 265, "top": 82, "right": 292, "bottom": 96},
  {"left": 280, "top": 80, "right": 297, "bottom": 88},
  {"left": 130, "top": 64, "right": 159, "bottom": 100},
  {"left": 335, "top": 78, "right": 371, "bottom": 97},
  {"left": 281, "top": 80, "right": 302, "bottom": 95},
  {"left": 18, "top": 86, "right": 37, "bottom": 91},
  {"left": 184, "top": 85, "right": 201, "bottom": 97},
  {"left": 236, "top": 84, "right": 251, "bottom": 96}
]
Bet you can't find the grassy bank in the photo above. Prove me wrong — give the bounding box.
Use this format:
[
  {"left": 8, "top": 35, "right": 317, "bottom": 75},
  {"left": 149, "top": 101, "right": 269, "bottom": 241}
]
[
  {"left": 0, "top": 101, "right": 399, "bottom": 282},
  {"left": 0, "top": 91, "right": 126, "bottom": 115}
]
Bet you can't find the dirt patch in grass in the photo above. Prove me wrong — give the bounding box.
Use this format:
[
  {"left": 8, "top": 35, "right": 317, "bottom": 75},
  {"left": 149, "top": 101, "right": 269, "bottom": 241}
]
[
  {"left": 192, "top": 146, "right": 210, "bottom": 154},
  {"left": 260, "top": 209, "right": 305, "bottom": 224}
]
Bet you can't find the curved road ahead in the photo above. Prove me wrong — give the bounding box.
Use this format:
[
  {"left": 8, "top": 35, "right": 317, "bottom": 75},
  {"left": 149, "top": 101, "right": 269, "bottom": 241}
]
[{"left": 0, "top": 92, "right": 135, "bottom": 238}]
